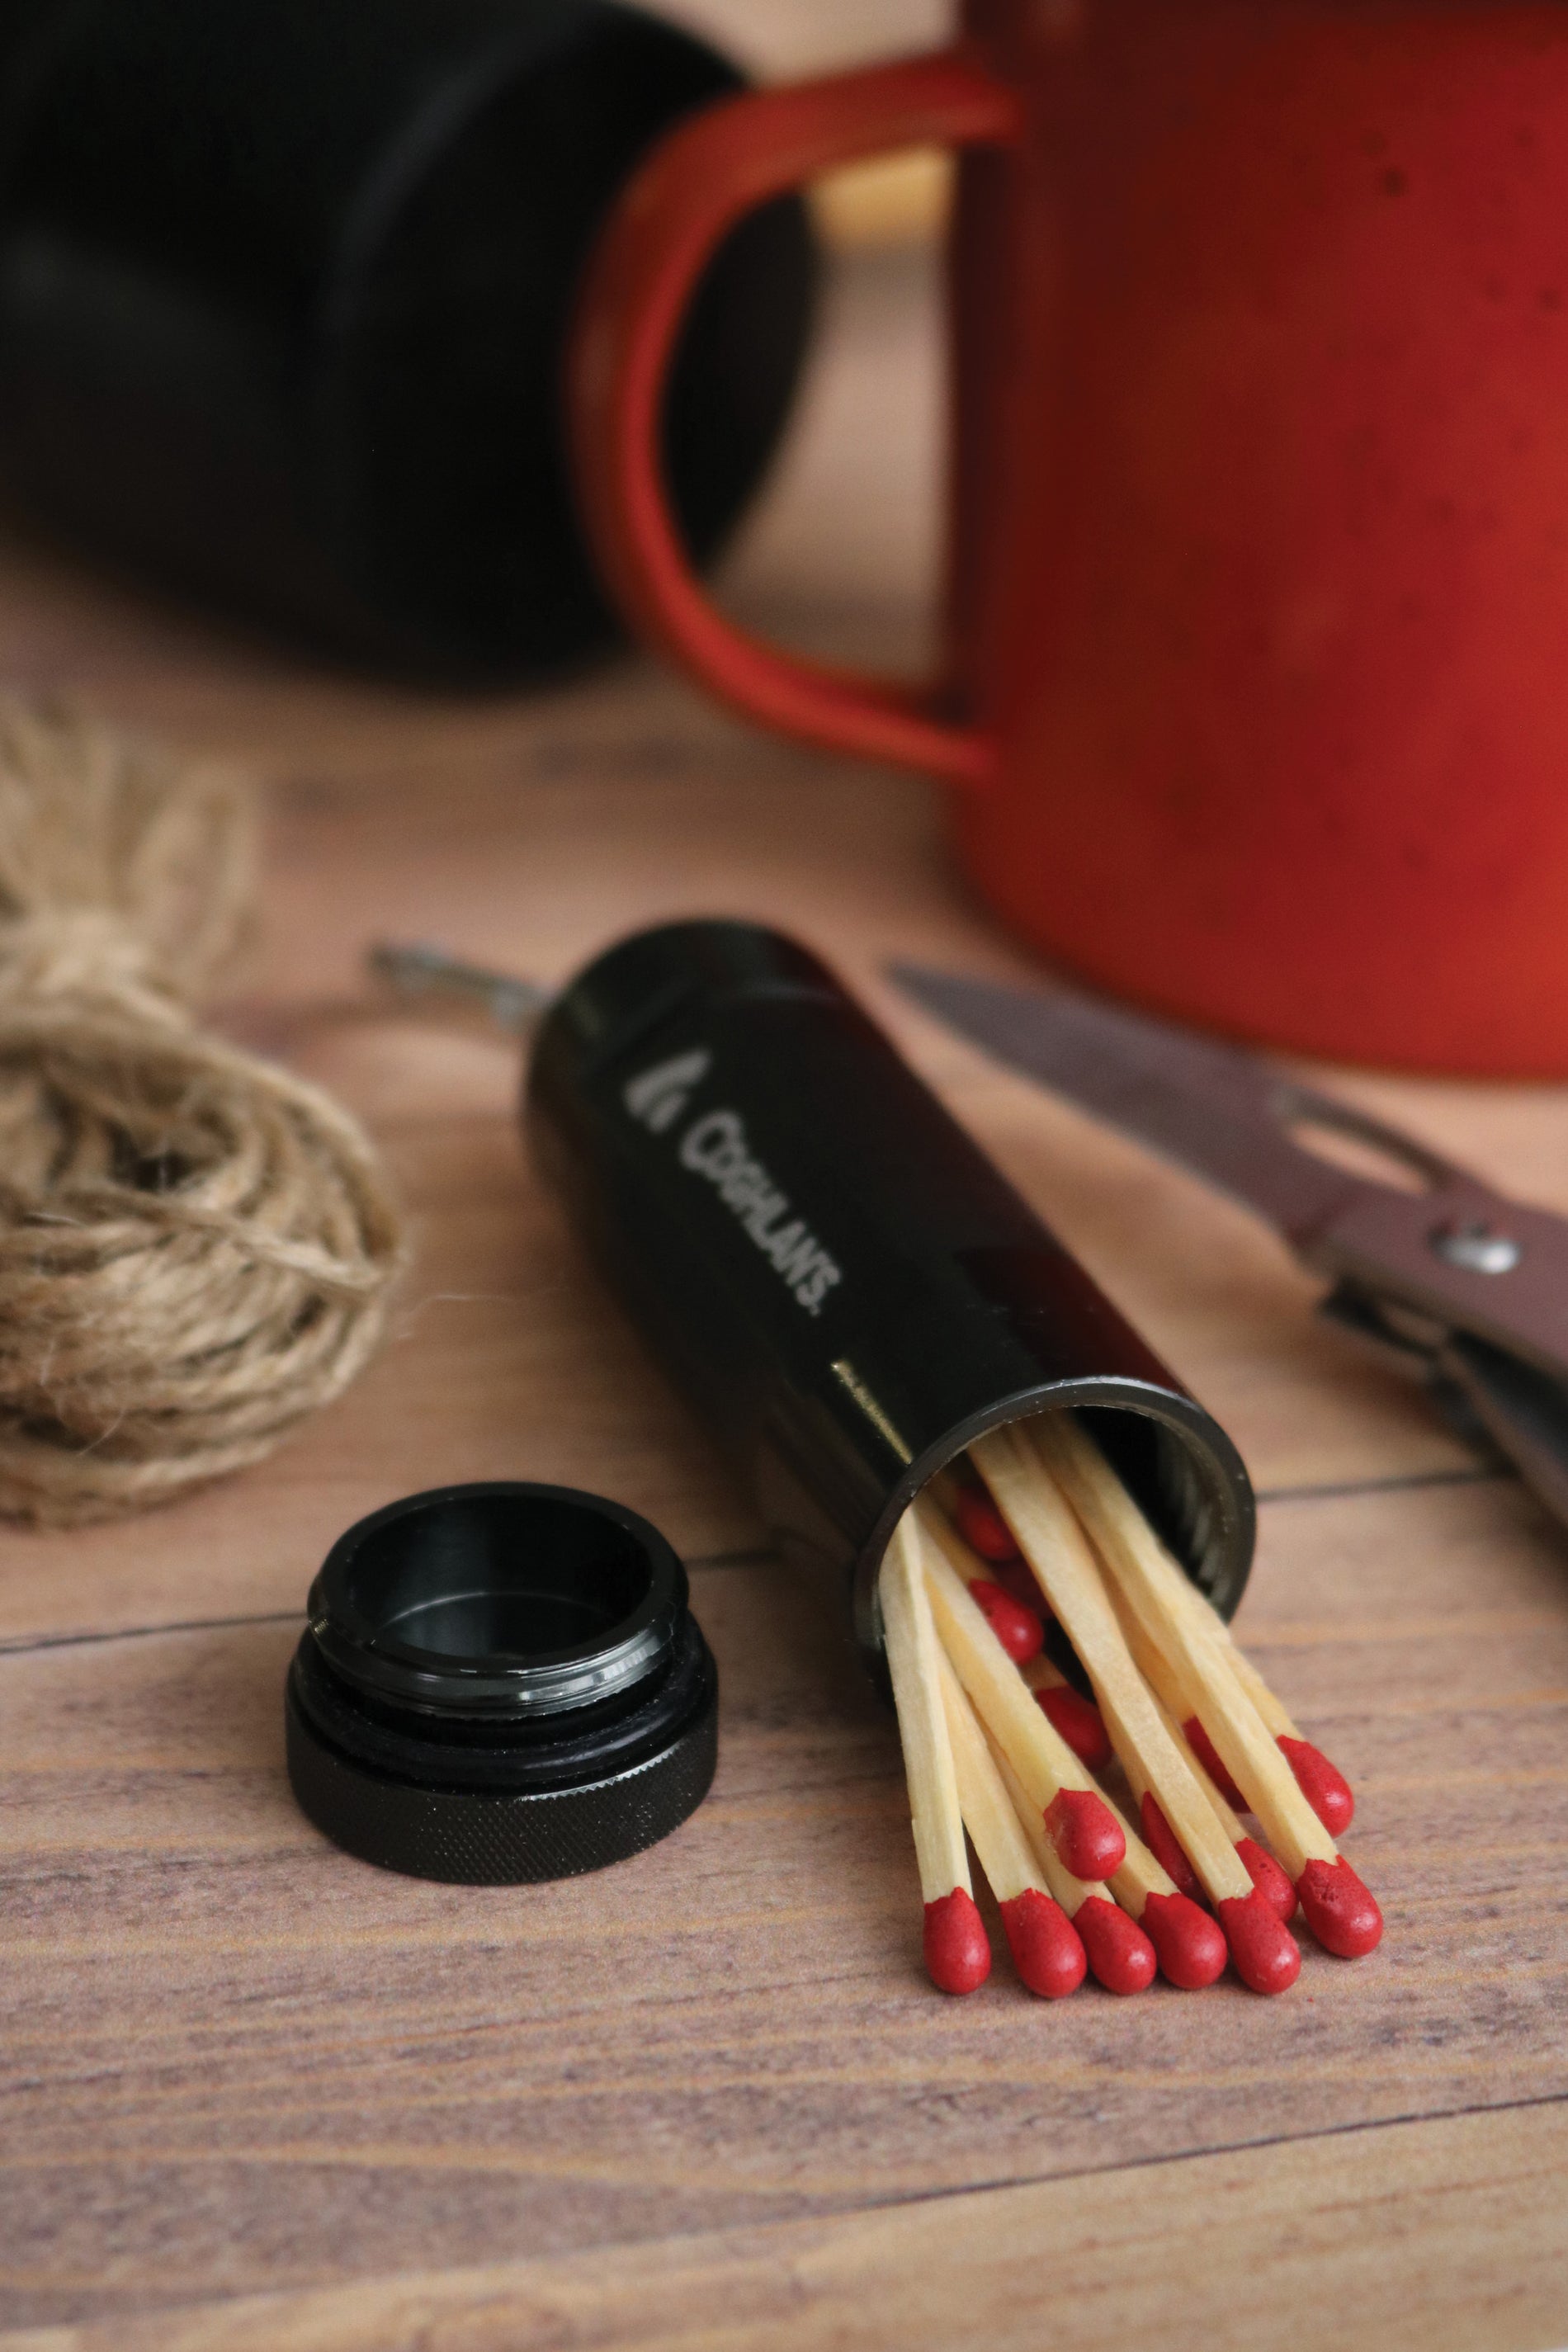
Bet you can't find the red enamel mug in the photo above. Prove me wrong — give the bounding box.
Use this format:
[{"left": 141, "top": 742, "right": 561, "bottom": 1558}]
[{"left": 571, "top": 0, "right": 1568, "bottom": 1074}]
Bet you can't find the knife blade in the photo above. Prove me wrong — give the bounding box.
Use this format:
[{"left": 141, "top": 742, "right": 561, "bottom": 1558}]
[{"left": 889, "top": 961, "right": 1568, "bottom": 1393}]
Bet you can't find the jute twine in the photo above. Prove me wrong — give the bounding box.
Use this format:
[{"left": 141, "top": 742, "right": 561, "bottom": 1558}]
[{"left": 0, "top": 701, "right": 404, "bottom": 1524}]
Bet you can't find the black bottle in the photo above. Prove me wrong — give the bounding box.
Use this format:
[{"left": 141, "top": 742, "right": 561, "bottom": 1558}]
[{"left": 0, "top": 0, "right": 816, "bottom": 679}]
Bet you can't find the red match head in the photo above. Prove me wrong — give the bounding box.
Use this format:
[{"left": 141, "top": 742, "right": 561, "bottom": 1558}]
[
  {"left": 923, "top": 1889, "right": 992, "bottom": 1993},
  {"left": 1216, "top": 1890, "right": 1302, "bottom": 1995},
  {"left": 953, "top": 1487, "right": 1020, "bottom": 1563},
  {"left": 1296, "top": 1856, "right": 1382, "bottom": 1958},
  {"left": 1141, "top": 1891, "right": 1228, "bottom": 1989},
  {"left": 1074, "top": 1896, "right": 1156, "bottom": 1994},
  {"left": 967, "top": 1579, "right": 1045, "bottom": 1663},
  {"left": 1278, "top": 1736, "right": 1355, "bottom": 1835},
  {"left": 1237, "top": 1836, "right": 1296, "bottom": 1922},
  {"left": 1044, "top": 1787, "right": 1126, "bottom": 1882},
  {"left": 999, "top": 1889, "right": 1087, "bottom": 1999},
  {"left": 1035, "top": 1683, "right": 1112, "bottom": 1772},
  {"left": 1140, "top": 1792, "right": 1202, "bottom": 1902},
  {"left": 1183, "top": 1717, "right": 1247, "bottom": 1810}
]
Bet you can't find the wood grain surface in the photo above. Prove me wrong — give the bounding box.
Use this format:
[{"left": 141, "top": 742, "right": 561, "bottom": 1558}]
[
  {"left": 2, "top": 247, "right": 1566, "bottom": 2348},
  {"left": 12, "top": 2101, "right": 1568, "bottom": 2352}
]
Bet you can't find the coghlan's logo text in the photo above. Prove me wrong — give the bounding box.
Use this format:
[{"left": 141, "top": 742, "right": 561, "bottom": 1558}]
[
  {"left": 678, "top": 1111, "right": 843, "bottom": 1315},
  {"left": 623, "top": 1051, "right": 843, "bottom": 1317}
]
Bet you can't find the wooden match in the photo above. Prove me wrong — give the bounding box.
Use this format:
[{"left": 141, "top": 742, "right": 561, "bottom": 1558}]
[
  {"left": 879, "top": 1512, "right": 990, "bottom": 1994},
  {"left": 877, "top": 1408, "right": 1383, "bottom": 1997}
]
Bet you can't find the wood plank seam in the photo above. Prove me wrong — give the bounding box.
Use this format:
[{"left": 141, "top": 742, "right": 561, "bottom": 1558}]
[
  {"left": 4, "top": 2097, "right": 1567, "bottom": 2351},
  {"left": 0, "top": 1549, "right": 782, "bottom": 1658},
  {"left": 1254, "top": 1468, "right": 1509, "bottom": 1504}
]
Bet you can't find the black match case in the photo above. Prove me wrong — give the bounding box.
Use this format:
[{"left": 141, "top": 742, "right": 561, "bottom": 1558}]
[{"left": 526, "top": 920, "right": 1255, "bottom": 1676}]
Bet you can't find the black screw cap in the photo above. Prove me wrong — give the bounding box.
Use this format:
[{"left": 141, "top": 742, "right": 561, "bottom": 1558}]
[{"left": 286, "top": 1481, "right": 718, "bottom": 1882}]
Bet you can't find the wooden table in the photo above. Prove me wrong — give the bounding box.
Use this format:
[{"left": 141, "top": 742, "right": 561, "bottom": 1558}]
[{"left": 2, "top": 239, "right": 1567, "bottom": 2352}]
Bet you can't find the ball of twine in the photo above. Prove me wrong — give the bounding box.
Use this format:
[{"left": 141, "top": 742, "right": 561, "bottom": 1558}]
[{"left": 0, "top": 701, "right": 404, "bottom": 1524}]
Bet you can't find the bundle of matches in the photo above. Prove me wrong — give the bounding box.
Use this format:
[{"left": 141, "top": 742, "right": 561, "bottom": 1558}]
[{"left": 880, "top": 1413, "right": 1381, "bottom": 1998}]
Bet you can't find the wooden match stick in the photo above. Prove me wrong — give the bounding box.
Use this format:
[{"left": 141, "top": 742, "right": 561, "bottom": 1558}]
[
  {"left": 989, "top": 1740, "right": 1157, "bottom": 1994},
  {"left": 937, "top": 1651, "right": 1086, "bottom": 1997},
  {"left": 1108, "top": 1588, "right": 1297, "bottom": 1920},
  {"left": 1037, "top": 1413, "right": 1355, "bottom": 1831},
  {"left": 1032, "top": 1415, "right": 1382, "bottom": 1959},
  {"left": 971, "top": 1424, "right": 1301, "bottom": 1995},
  {"left": 1152, "top": 1688, "right": 1297, "bottom": 1921},
  {"left": 878, "top": 1514, "right": 990, "bottom": 1993},
  {"left": 918, "top": 1504, "right": 1126, "bottom": 1883},
  {"left": 1102, "top": 1603, "right": 1246, "bottom": 1806},
  {"left": 1203, "top": 1634, "right": 1354, "bottom": 1833}
]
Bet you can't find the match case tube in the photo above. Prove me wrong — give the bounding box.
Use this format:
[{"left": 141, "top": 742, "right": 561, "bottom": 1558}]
[{"left": 526, "top": 921, "right": 1254, "bottom": 1675}]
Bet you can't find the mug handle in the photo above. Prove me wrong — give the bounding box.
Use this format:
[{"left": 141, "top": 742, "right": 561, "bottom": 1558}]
[{"left": 569, "top": 50, "right": 1023, "bottom": 790}]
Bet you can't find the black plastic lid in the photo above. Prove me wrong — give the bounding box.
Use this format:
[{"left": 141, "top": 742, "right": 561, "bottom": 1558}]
[{"left": 286, "top": 1481, "right": 718, "bottom": 1882}]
